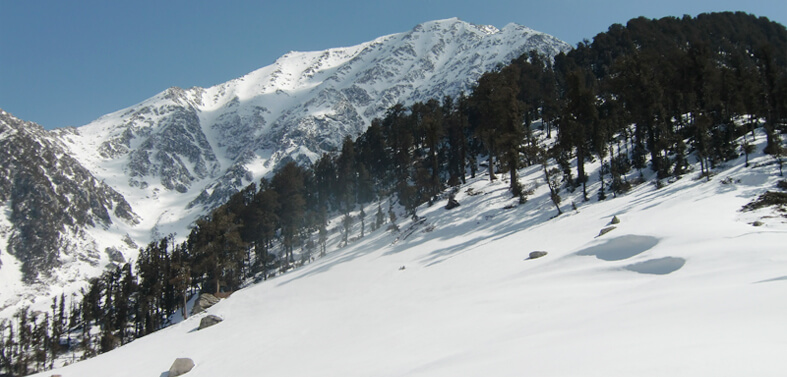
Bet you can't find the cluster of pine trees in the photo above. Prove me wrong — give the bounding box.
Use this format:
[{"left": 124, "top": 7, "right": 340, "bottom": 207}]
[
  {"left": 2, "top": 12, "right": 786, "bottom": 376},
  {"left": 1, "top": 293, "right": 70, "bottom": 375}
]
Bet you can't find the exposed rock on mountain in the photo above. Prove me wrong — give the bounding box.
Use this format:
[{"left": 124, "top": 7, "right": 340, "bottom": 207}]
[
  {"left": 66, "top": 18, "right": 570, "bottom": 212},
  {"left": 0, "top": 110, "right": 139, "bottom": 283}
]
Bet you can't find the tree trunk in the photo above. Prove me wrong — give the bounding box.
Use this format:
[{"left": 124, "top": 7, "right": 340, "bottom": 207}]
[
  {"left": 182, "top": 294, "right": 188, "bottom": 320},
  {"left": 509, "top": 153, "right": 519, "bottom": 196},
  {"left": 544, "top": 164, "right": 562, "bottom": 216},
  {"left": 577, "top": 145, "right": 587, "bottom": 201},
  {"left": 488, "top": 153, "right": 497, "bottom": 181}
]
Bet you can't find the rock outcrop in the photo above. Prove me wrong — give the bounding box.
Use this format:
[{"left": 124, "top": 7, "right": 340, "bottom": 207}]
[{"left": 191, "top": 293, "right": 220, "bottom": 315}]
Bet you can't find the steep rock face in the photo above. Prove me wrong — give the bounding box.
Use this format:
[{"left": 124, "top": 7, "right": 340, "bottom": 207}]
[
  {"left": 0, "top": 110, "right": 139, "bottom": 283},
  {"left": 89, "top": 87, "right": 220, "bottom": 193}
]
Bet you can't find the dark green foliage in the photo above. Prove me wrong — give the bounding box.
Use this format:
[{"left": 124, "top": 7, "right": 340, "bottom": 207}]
[
  {"left": 741, "top": 191, "right": 787, "bottom": 211},
  {"left": 374, "top": 202, "right": 385, "bottom": 231},
  {"left": 272, "top": 162, "right": 307, "bottom": 264}
]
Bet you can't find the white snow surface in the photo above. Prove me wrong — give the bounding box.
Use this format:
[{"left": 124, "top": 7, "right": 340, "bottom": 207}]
[{"left": 35, "top": 134, "right": 787, "bottom": 377}]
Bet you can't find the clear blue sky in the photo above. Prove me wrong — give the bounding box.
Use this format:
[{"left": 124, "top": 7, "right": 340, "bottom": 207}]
[{"left": 2, "top": 0, "right": 785, "bottom": 129}]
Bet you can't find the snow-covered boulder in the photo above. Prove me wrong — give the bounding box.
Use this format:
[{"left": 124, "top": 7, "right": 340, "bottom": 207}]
[{"left": 168, "top": 358, "right": 194, "bottom": 377}]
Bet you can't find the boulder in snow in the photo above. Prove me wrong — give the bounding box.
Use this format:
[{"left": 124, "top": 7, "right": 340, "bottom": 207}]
[
  {"left": 528, "top": 251, "right": 548, "bottom": 260},
  {"left": 198, "top": 314, "right": 223, "bottom": 330},
  {"left": 445, "top": 197, "right": 460, "bottom": 210},
  {"left": 168, "top": 358, "right": 195, "bottom": 377},
  {"left": 597, "top": 226, "right": 616, "bottom": 237},
  {"left": 191, "top": 293, "right": 220, "bottom": 315}
]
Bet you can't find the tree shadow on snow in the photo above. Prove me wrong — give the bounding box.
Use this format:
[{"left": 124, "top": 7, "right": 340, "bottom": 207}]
[
  {"left": 755, "top": 275, "right": 787, "bottom": 283},
  {"left": 575, "top": 235, "right": 660, "bottom": 261},
  {"left": 417, "top": 192, "right": 560, "bottom": 267},
  {"left": 623, "top": 256, "right": 685, "bottom": 275}
]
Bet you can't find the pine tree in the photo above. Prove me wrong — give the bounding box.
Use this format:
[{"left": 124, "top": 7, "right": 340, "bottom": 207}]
[
  {"left": 272, "top": 162, "right": 307, "bottom": 265},
  {"left": 539, "top": 146, "right": 563, "bottom": 216},
  {"left": 375, "top": 202, "right": 385, "bottom": 231},
  {"left": 559, "top": 68, "right": 597, "bottom": 200}
]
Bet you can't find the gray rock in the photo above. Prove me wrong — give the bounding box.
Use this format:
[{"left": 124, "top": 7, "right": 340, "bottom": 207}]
[
  {"left": 445, "top": 197, "right": 460, "bottom": 210},
  {"left": 105, "top": 247, "right": 126, "bottom": 263},
  {"left": 597, "top": 226, "right": 616, "bottom": 237},
  {"left": 528, "top": 251, "right": 548, "bottom": 259},
  {"left": 753, "top": 220, "right": 765, "bottom": 227},
  {"left": 611, "top": 215, "right": 621, "bottom": 224},
  {"left": 168, "top": 358, "right": 195, "bottom": 377},
  {"left": 191, "top": 293, "right": 220, "bottom": 315},
  {"left": 198, "top": 315, "right": 223, "bottom": 330}
]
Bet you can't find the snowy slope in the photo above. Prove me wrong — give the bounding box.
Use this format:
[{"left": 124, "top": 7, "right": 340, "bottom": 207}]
[
  {"left": 36, "top": 131, "right": 787, "bottom": 377},
  {"left": 0, "top": 109, "right": 139, "bottom": 314}
]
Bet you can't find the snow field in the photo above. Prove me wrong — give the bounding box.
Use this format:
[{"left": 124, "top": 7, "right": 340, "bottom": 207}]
[{"left": 35, "top": 134, "right": 787, "bottom": 377}]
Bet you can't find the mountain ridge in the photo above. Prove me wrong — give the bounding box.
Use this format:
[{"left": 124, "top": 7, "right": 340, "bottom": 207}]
[{"left": 62, "top": 16, "right": 569, "bottom": 229}]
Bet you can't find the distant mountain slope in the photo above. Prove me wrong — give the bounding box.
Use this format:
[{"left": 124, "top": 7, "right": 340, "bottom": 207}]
[
  {"left": 0, "top": 18, "right": 569, "bottom": 313},
  {"left": 64, "top": 18, "right": 569, "bottom": 213},
  {"left": 0, "top": 110, "right": 139, "bottom": 285}
]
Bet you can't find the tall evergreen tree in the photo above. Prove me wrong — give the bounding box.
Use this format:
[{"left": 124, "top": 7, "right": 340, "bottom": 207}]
[{"left": 272, "top": 162, "right": 307, "bottom": 264}]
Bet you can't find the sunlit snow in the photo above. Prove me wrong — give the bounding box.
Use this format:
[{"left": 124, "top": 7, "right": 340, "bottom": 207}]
[{"left": 33, "top": 130, "right": 787, "bottom": 377}]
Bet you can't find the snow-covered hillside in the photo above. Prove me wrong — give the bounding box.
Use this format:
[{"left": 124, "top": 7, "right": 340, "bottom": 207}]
[
  {"left": 36, "top": 130, "right": 787, "bottom": 377},
  {"left": 0, "top": 109, "right": 139, "bottom": 314},
  {"left": 0, "top": 18, "right": 570, "bottom": 315}
]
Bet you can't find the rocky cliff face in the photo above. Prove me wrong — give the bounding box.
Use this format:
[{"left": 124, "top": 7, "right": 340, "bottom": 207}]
[
  {"left": 0, "top": 18, "right": 570, "bottom": 314},
  {"left": 0, "top": 110, "right": 139, "bottom": 285}
]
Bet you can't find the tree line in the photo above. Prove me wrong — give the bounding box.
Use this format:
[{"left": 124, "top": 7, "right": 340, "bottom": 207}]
[{"left": 2, "top": 11, "right": 786, "bottom": 376}]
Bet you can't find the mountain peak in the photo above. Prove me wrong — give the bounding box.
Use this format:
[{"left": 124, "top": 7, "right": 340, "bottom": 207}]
[{"left": 411, "top": 17, "right": 504, "bottom": 36}]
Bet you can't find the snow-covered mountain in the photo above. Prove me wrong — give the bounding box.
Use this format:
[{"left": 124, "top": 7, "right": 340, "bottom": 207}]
[
  {"left": 65, "top": 18, "right": 568, "bottom": 211},
  {"left": 32, "top": 129, "right": 787, "bottom": 377},
  {"left": 0, "top": 109, "right": 139, "bottom": 308},
  {"left": 0, "top": 18, "right": 570, "bottom": 314}
]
